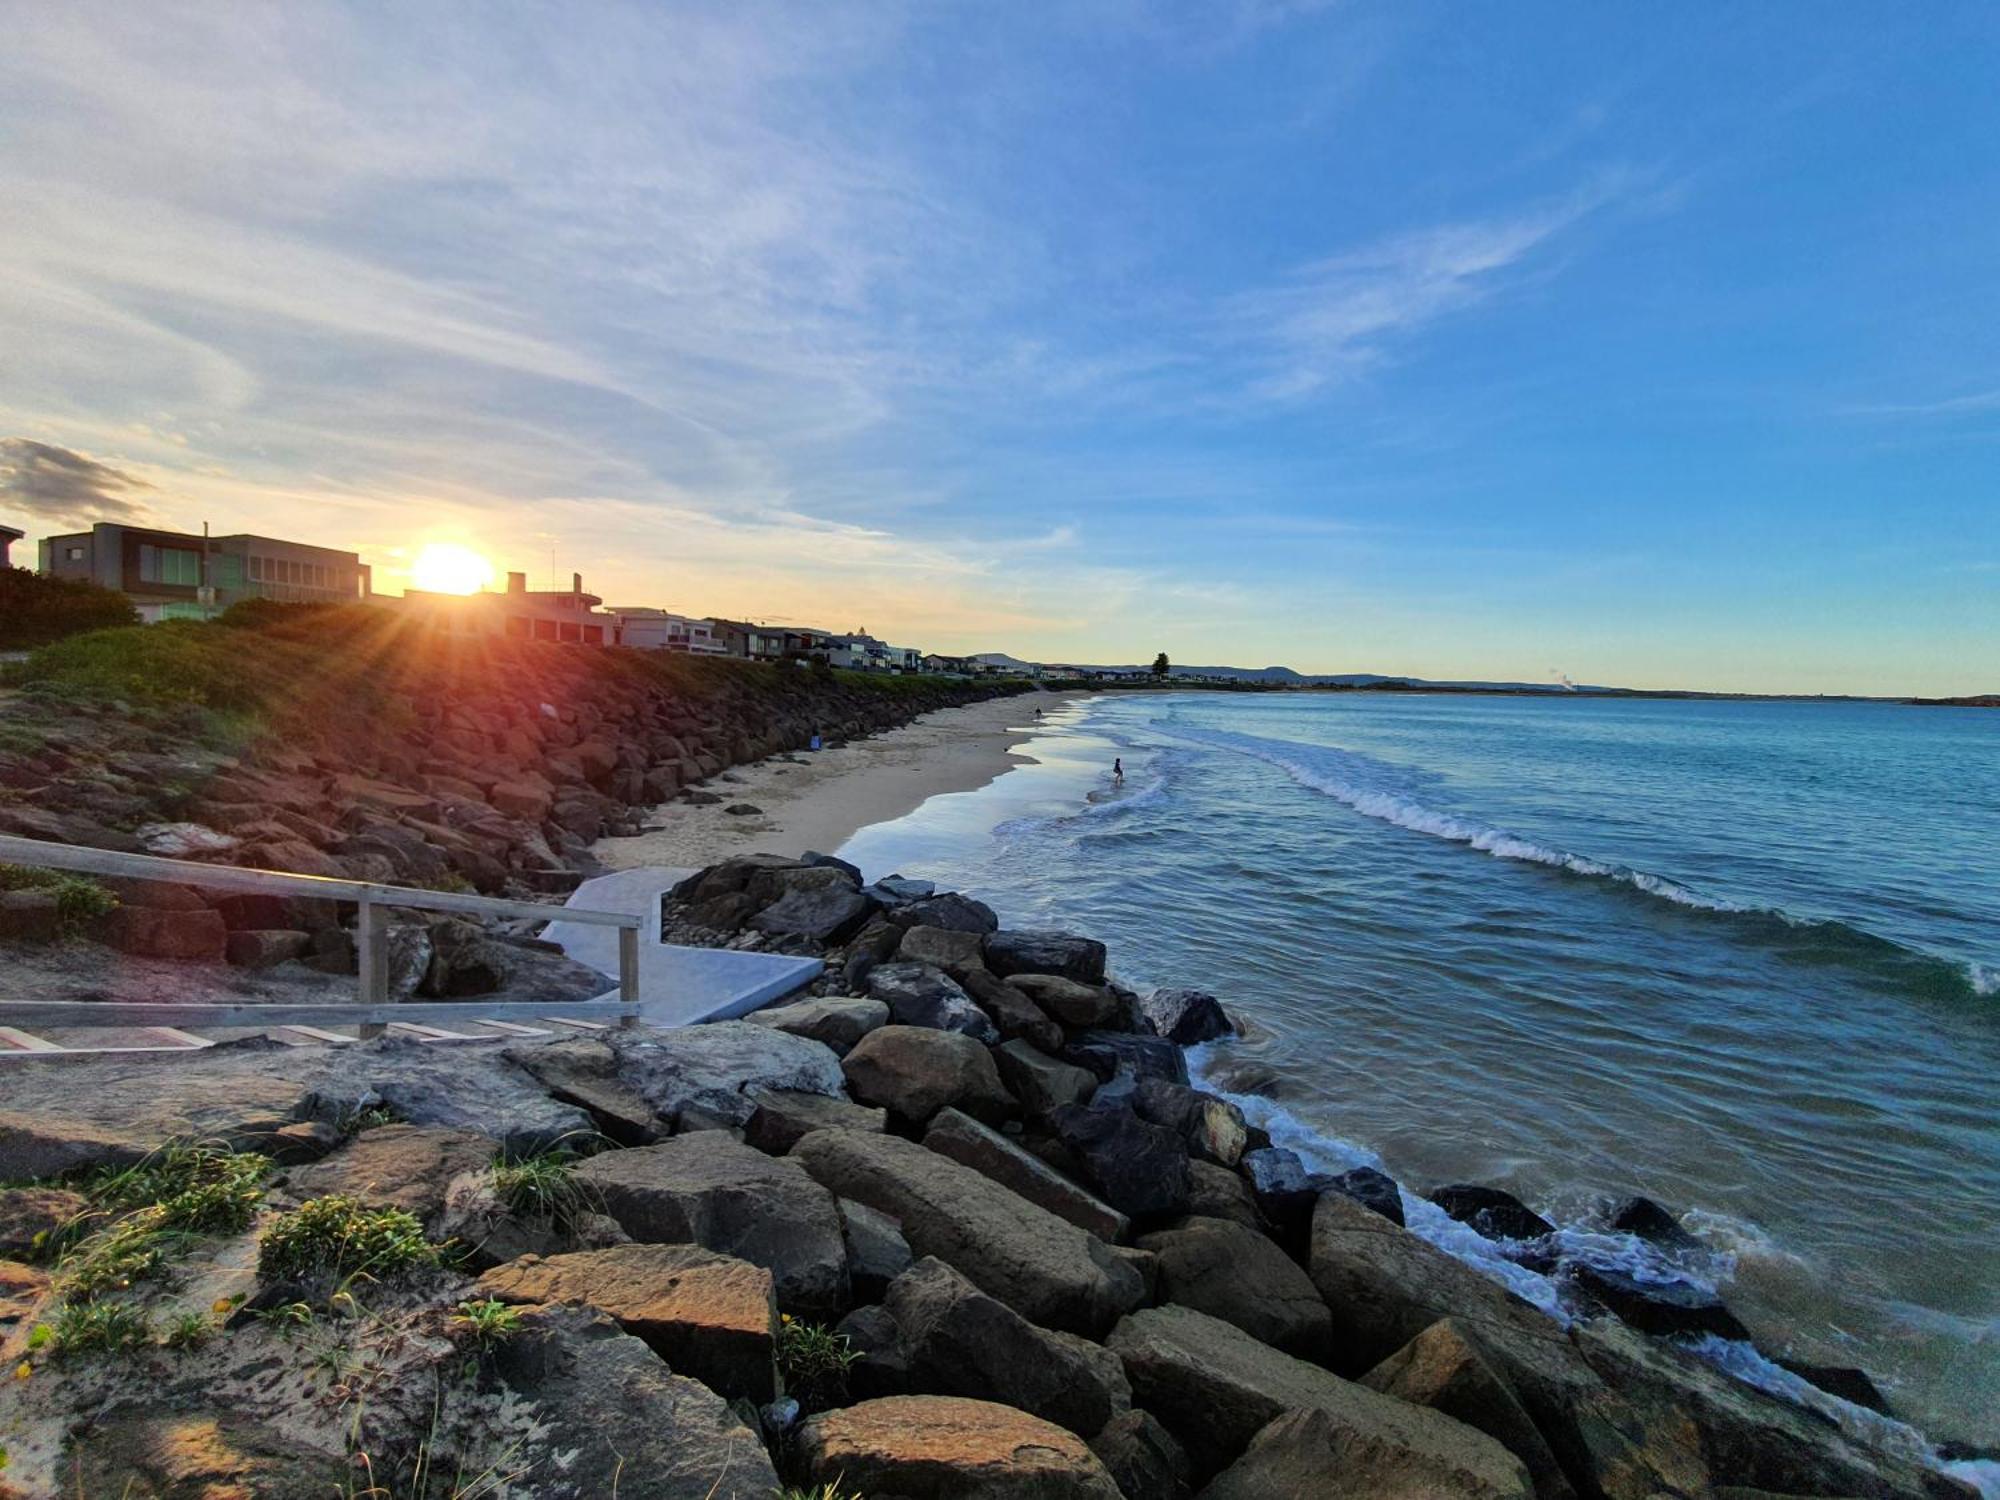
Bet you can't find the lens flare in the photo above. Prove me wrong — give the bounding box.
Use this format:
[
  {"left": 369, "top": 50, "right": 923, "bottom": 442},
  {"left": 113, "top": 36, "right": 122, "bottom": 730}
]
[{"left": 409, "top": 542, "right": 495, "bottom": 595}]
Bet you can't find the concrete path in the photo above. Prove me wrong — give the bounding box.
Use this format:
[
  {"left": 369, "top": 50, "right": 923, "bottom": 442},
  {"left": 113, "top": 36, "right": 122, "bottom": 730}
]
[{"left": 543, "top": 867, "right": 822, "bottom": 1027}]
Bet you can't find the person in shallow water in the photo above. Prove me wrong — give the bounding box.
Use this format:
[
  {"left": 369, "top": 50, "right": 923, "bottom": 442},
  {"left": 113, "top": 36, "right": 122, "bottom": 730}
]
[{"left": 1112, "top": 757, "right": 1124, "bottom": 783}]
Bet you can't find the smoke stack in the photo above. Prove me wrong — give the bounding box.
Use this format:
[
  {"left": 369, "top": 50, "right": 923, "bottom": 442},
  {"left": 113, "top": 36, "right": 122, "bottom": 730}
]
[
  {"left": 507, "top": 571, "right": 526, "bottom": 594},
  {"left": 572, "top": 571, "right": 583, "bottom": 596}
]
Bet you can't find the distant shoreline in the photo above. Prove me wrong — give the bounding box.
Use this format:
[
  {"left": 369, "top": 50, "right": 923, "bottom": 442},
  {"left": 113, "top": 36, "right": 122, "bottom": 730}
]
[{"left": 1085, "top": 680, "right": 1996, "bottom": 705}]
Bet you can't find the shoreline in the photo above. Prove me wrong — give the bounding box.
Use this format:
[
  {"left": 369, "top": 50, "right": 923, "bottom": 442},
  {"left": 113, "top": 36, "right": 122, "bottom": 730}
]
[{"left": 592, "top": 692, "right": 1085, "bottom": 871}]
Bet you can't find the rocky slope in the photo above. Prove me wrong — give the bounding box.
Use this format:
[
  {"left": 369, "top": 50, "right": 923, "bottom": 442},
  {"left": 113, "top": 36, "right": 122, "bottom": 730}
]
[{"left": 0, "top": 854, "right": 1974, "bottom": 1499}]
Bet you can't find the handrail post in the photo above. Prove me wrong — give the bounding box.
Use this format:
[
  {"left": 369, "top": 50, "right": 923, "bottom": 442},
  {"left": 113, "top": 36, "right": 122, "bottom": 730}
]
[
  {"left": 356, "top": 896, "right": 388, "bottom": 1039},
  {"left": 618, "top": 924, "right": 641, "bottom": 1026}
]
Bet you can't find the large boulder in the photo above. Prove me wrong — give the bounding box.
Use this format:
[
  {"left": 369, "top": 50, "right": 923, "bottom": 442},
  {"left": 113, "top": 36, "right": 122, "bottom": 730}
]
[
  {"left": 841, "top": 1024, "right": 1015, "bottom": 1126},
  {"left": 279, "top": 1123, "right": 496, "bottom": 1231},
  {"left": 1239, "top": 1146, "right": 1328, "bottom": 1247},
  {"left": 1605, "top": 1195, "right": 1701, "bottom": 1253},
  {"left": 1567, "top": 1263, "right": 1752, "bottom": 1343},
  {"left": 840, "top": 1197, "right": 914, "bottom": 1302},
  {"left": 867, "top": 962, "right": 1001, "bottom": 1043},
  {"left": 994, "top": 1039, "right": 1099, "bottom": 1117},
  {"left": 577, "top": 1023, "right": 846, "bottom": 1129},
  {"left": 1185, "top": 1160, "right": 1264, "bottom": 1233},
  {"left": 962, "top": 968, "right": 1067, "bottom": 1053},
  {"left": 1326, "top": 1164, "right": 1405, "bottom": 1226},
  {"left": 1064, "top": 1030, "right": 1189, "bottom": 1086},
  {"left": 572, "top": 1134, "right": 849, "bottom": 1314},
  {"left": 505, "top": 1038, "right": 666, "bottom": 1146},
  {"left": 796, "top": 1396, "right": 1122, "bottom": 1499},
  {"left": 1135, "top": 1216, "right": 1333, "bottom": 1361},
  {"left": 1429, "top": 1184, "right": 1558, "bottom": 1242},
  {"left": 1050, "top": 1098, "right": 1191, "bottom": 1220},
  {"left": 1009, "top": 973, "right": 1120, "bottom": 1028},
  {"left": 1130, "top": 1078, "right": 1249, "bottom": 1168},
  {"left": 1141, "top": 987, "right": 1238, "bottom": 1046},
  {"left": 1090, "top": 1410, "right": 1192, "bottom": 1500},
  {"left": 985, "top": 929, "right": 1107, "bottom": 985},
  {"left": 742, "top": 1086, "right": 886, "bottom": 1154},
  {"left": 900, "top": 892, "right": 1000, "bottom": 934},
  {"left": 477, "top": 1243, "right": 779, "bottom": 1401},
  {"left": 882, "top": 1257, "right": 1120, "bottom": 1437},
  {"left": 1200, "top": 1405, "right": 1533, "bottom": 1500},
  {"left": 898, "top": 923, "right": 988, "bottom": 978},
  {"left": 747, "top": 995, "right": 889, "bottom": 1056},
  {"left": 924, "top": 1106, "right": 1130, "bottom": 1242},
  {"left": 748, "top": 881, "right": 875, "bottom": 945},
  {"left": 1363, "top": 1319, "right": 1576, "bottom": 1500},
  {"left": 1108, "top": 1304, "right": 1530, "bottom": 1487},
  {"left": 490, "top": 1305, "right": 780, "bottom": 1499},
  {"left": 790, "top": 1128, "right": 1145, "bottom": 1337}
]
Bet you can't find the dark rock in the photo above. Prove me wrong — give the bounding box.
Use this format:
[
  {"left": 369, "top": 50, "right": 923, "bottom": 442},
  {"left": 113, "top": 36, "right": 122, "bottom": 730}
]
[
  {"left": 1141, "top": 987, "right": 1238, "bottom": 1046},
  {"left": 1063, "top": 1030, "right": 1189, "bottom": 1086},
  {"left": 790, "top": 1128, "right": 1146, "bottom": 1337},
  {"left": 1567, "top": 1262, "right": 1753, "bottom": 1343},
  {"left": 1049, "top": 1098, "right": 1190, "bottom": 1221},
  {"left": 1185, "top": 1160, "right": 1264, "bottom": 1232},
  {"left": 421, "top": 917, "right": 514, "bottom": 996},
  {"left": 490, "top": 1304, "right": 781, "bottom": 1498},
  {"left": 897, "top": 923, "right": 988, "bottom": 978},
  {"left": 0, "top": 890, "right": 62, "bottom": 943},
  {"left": 796, "top": 1396, "right": 1122, "bottom": 1499},
  {"left": 802, "top": 850, "right": 864, "bottom": 883},
  {"left": 748, "top": 882, "right": 874, "bottom": 946},
  {"left": 1089, "top": 1410, "right": 1191, "bottom": 1500},
  {"left": 1130, "top": 1078, "right": 1248, "bottom": 1167},
  {"left": 839, "top": 1197, "right": 913, "bottom": 1302},
  {"left": 1606, "top": 1195, "right": 1702, "bottom": 1253},
  {"left": 280, "top": 1122, "right": 497, "bottom": 1232},
  {"left": 1773, "top": 1357, "right": 1893, "bottom": 1416},
  {"left": 994, "top": 1039, "right": 1098, "bottom": 1117},
  {"left": 882, "top": 1256, "right": 1119, "bottom": 1437},
  {"left": 841, "top": 1024, "right": 1015, "bottom": 1127},
  {"left": 1327, "top": 1165, "right": 1405, "bottom": 1227},
  {"left": 1135, "top": 1215, "right": 1334, "bottom": 1360},
  {"left": 870, "top": 874, "right": 936, "bottom": 903},
  {"left": 866, "top": 962, "right": 1000, "bottom": 1043},
  {"left": 1430, "top": 1183, "right": 1558, "bottom": 1242},
  {"left": 900, "top": 892, "right": 999, "bottom": 934},
  {"left": 923, "top": 1106, "right": 1129, "bottom": 1243},
  {"left": 723, "top": 802, "right": 762, "bottom": 815},
  {"left": 747, "top": 995, "right": 888, "bottom": 1057},
  {"left": 962, "top": 967, "right": 1066, "bottom": 1053},
  {"left": 985, "top": 928, "right": 1107, "bottom": 985},
  {"left": 1240, "top": 1146, "right": 1329, "bottom": 1246},
  {"left": 573, "top": 1133, "right": 849, "bottom": 1315},
  {"left": 580, "top": 1022, "right": 847, "bottom": 1130},
  {"left": 505, "top": 1037, "right": 667, "bottom": 1146},
  {"left": 224, "top": 928, "right": 312, "bottom": 969},
  {"left": 0, "top": 1185, "right": 87, "bottom": 1258},
  {"left": 1009, "top": 973, "right": 1120, "bottom": 1028},
  {"left": 742, "top": 1086, "right": 886, "bottom": 1155}
]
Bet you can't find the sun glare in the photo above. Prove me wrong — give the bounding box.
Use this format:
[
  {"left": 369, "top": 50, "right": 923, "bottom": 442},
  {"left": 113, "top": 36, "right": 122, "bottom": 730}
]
[{"left": 409, "top": 542, "right": 496, "bottom": 596}]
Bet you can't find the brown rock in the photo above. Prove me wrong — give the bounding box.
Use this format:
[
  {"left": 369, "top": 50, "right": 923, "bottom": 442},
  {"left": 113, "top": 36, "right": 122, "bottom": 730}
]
[
  {"left": 281, "top": 1123, "right": 497, "bottom": 1231},
  {"left": 0, "top": 1186, "right": 87, "bottom": 1259},
  {"left": 897, "top": 923, "right": 989, "bottom": 978},
  {"left": 797, "top": 1396, "right": 1123, "bottom": 1499},
  {"left": 994, "top": 1039, "right": 1098, "bottom": 1117},
  {"left": 477, "top": 1243, "right": 778, "bottom": 1401},
  {"left": 742, "top": 1086, "right": 886, "bottom": 1154},
  {"left": 747, "top": 996, "right": 889, "bottom": 1056},
  {"left": 224, "top": 928, "right": 312, "bottom": 969},
  {"left": 923, "top": 1106, "right": 1129, "bottom": 1243},
  {"left": 841, "top": 1024, "right": 1015, "bottom": 1126},
  {"left": 1185, "top": 1160, "right": 1263, "bottom": 1232},
  {"left": 101, "top": 904, "right": 227, "bottom": 960},
  {"left": 1090, "top": 1410, "right": 1191, "bottom": 1500},
  {"left": 961, "top": 967, "right": 1066, "bottom": 1054},
  {"left": 1010, "top": 973, "right": 1120, "bottom": 1027},
  {"left": 1136, "top": 1215, "right": 1334, "bottom": 1361},
  {"left": 1201, "top": 1404, "right": 1533, "bottom": 1499}
]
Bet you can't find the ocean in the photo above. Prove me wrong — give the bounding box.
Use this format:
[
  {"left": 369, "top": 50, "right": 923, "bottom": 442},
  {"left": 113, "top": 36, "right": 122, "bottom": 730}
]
[{"left": 837, "top": 690, "right": 2000, "bottom": 1458}]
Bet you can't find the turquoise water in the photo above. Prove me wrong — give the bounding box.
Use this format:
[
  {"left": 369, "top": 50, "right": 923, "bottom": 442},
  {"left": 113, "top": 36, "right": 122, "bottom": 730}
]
[{"left": 840, "top": 691, "right": 2000, "bottom": 1450}]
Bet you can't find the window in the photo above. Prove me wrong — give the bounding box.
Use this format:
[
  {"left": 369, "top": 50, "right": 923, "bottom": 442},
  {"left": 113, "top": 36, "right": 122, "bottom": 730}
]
[
  {"left": 248, "top": 556, "right": 263, "bottom": 581},
  {"left": 65, "top": 546, "right": 85, "bottom": 562},
  {"left": 138, "top": 544, "right": 200, "bottom": 586}
]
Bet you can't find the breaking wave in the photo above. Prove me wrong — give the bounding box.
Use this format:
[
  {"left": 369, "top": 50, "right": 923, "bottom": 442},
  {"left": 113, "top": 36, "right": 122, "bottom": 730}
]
[{"left": 1160, "top": 722, "right": 1995, "bottom": 1005}]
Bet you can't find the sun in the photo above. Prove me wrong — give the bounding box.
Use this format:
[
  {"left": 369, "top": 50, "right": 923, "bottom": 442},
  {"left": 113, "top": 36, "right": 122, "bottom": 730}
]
[{"left": 409, "top": 542, "right": 496, "bottom": 596}]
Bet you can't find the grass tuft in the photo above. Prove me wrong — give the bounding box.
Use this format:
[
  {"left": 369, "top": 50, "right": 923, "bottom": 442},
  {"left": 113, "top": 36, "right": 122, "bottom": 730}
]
[
  {"left": 777, "top": 1316, "right": 861, "bottom": 1413},
  {"left": 257, "top": 1197, "right": 440, "bottom": 1286},
  {"left": 449, "top": 1299, "right": 522, "bottom": 1352},
  {"left": 490, "top": 1145, "right": 601, "bottom": 1236},
  {"left": 45, "top": 1299, "right": 153, "bottom": 1356}
]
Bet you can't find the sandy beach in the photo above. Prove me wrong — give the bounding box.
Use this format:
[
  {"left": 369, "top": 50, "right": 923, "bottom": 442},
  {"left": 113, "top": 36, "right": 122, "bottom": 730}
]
[{"left": 593, "top": 691, "right": 1083, "bottom": 871}]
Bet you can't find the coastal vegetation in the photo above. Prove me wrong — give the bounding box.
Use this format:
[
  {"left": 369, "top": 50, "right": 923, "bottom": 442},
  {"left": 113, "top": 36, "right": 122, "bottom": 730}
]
[{"left": 0, "top": 567, "right": 138, "bottom": 651}]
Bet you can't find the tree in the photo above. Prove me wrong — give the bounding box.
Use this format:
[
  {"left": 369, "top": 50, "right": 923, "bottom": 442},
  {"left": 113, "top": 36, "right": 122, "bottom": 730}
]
[
  {"left": 0, "top": 567, "right": 139, "bottom": 650},
  {"left": 1151, "top": 651, "right": 1170, "bottom": 680}
]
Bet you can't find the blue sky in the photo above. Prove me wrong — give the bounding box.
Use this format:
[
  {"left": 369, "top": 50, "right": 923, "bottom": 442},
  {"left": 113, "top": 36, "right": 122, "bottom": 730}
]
[{"left": 1, "top": 2, "right": 1995, "bottom": 693}]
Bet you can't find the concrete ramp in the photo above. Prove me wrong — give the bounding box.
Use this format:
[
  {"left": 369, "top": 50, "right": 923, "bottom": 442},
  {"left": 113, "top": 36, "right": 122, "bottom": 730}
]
[{"left": 543, "top": 867, "right": 822, "bottom": 1027}]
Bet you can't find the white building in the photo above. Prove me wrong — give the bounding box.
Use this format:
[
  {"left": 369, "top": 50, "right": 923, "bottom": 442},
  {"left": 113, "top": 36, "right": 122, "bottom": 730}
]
[{"left": 605, "top": 607, "right": 728, "bottom": 654}]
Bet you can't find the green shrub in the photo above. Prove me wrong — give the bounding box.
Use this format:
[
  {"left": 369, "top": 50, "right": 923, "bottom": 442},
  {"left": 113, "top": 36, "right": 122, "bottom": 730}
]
[
  {"left": 777, "top": 1315, "right": 860, "bottom": 1413},
  {"left": 0, "top": 864, "right": 116, "bottom": 938},
  {"left": 90, "top": 1143, "right": 269, "bottom": 1233},
  {"left": 257, "top": 1197, "right": 440, "bottom": 1285},
  {"left": 0, "top": 567, "right": 139, "bottom": 650},
  {"left": 450, "top": 1298, "right": 523, "bottom": 1351},
  {"left": 490, "top": 1146, "right": 600, "bottom": 1235},
  {"left": 45, "top": 1298, "right": 153, "bottom": 1356}
]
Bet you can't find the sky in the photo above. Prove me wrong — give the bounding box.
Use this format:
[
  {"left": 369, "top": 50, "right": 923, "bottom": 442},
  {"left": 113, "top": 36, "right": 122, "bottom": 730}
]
[{"left": 1, "top": 2, "right": 1996, "bottom": 695}]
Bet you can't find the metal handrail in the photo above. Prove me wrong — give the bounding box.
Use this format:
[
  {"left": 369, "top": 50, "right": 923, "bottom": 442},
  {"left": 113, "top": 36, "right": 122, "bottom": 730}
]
[{"left": 0, "top": 833, "right": 642, "bottom": 1031}]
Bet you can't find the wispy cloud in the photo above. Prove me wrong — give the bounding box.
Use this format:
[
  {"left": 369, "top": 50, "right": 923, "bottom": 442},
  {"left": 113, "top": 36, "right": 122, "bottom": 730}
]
[
  {"left": 1850, "top": 388, "right": 2000, "bottom": 419},
  {"left": 1223, "top": 189, "right": 1615, "bottom": 401},
  {"left": 0, "top": 438, "right": 154, "bottom": 526}
]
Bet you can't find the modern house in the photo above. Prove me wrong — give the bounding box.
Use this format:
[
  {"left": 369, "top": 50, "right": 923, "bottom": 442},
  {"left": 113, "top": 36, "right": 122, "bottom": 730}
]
[
  {"left": 605, "top": 607, "right": 728, "bottom": 654},
  {"left": 385, "top": 571, "right": 614, "bottom": 644},
  {"left": 0, "top": 524, "right": 21, "bottom": 568},
  {"left": 711, "top": 619, "right": 796, "bottom": 662},
  {"left": 923, "top": 653, "right": 975, "bottom": 675},
  {"left": 37, "top": 522, "right": 370, "bottom": 622}
]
